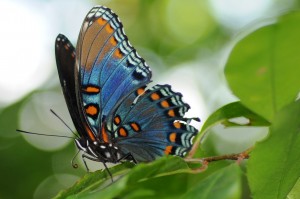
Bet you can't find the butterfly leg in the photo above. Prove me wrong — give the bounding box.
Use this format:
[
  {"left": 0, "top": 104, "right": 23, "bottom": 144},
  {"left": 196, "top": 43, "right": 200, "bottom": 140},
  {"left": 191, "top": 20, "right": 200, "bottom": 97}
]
[
  {"left": 102, "top": 162, "right": 113, "bottom": 182},
  {"left": 117, "top": 153, "right": 137, "bottom": 164},
  {"left": 82, "top": 153, "right": 99, "bottom": 172},
  {"left": 82, "top": 153, "right": 113, "bottom": 182}
]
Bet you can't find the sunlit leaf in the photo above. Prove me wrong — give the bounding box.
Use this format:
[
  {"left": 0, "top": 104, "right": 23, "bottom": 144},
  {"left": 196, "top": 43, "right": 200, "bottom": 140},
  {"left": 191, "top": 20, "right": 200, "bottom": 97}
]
[
  {"left": 54, "top": 157, "right": 190, "bottom": 199},
  {"left": 181, "top": 164, "right": 241, "bottom": 199},
  {"left": 287, "top": 178, "right": 300, "bottom": 199},
  {"left": 200, "top": 101, "right": 269, "bottom": 134},
  {"left": 225, "top": 12, "right": 300, "bottom": 121},
  {"left": 189, "top": 101, "right": 270, "bottom": 157},
  {"left": 55, "top": 155, "right": 242, "bottom": 199},
  {"left": 247, "top": 100, "right": 300, "bottom": 199},
  {"left": 54, "top": 162, "right": 134, "bottom": 199}
]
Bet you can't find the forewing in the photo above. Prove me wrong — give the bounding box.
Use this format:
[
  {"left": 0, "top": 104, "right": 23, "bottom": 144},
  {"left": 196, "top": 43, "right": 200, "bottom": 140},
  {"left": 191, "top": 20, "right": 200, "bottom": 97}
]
[
  {"left": 55, "top": 34, "right": 86, "bottom": 136},
  {"left": 75, "top": 6, "right": 152, "bottom": 141}
]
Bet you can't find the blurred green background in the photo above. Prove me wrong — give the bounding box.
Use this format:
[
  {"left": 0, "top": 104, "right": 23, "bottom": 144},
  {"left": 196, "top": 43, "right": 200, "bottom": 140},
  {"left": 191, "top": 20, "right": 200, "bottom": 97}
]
[{"left": 0, "top": 0, "right": 298, "bottom": 198}]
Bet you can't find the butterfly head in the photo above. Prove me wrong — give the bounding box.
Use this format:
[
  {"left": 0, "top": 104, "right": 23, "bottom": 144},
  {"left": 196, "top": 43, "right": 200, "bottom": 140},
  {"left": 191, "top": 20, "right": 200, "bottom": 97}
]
[{"left": 74, "top": 138, "right": 122, "bottom": 163}]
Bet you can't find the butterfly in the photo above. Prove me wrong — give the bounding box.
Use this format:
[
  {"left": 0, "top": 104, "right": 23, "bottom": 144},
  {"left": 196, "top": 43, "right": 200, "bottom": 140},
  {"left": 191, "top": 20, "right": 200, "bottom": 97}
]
[{"left": 55, "top": 5, "right": 199, "bottom": 178}]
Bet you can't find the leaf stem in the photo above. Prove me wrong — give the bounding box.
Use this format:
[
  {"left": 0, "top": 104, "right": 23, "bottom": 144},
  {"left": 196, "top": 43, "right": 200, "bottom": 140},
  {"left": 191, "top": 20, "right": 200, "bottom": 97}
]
[{"left": 185, "top": 146, "right": 253, "bottom": 172}]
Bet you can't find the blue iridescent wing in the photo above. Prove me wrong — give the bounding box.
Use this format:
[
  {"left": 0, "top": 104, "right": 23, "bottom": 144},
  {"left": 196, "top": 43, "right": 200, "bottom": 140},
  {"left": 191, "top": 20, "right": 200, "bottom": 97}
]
[
  {"left": 109, "top": 84, "right": 198, "bottom": 162},
  {"left": 75, "top": 6, "right": 152, "bottom": 142}
]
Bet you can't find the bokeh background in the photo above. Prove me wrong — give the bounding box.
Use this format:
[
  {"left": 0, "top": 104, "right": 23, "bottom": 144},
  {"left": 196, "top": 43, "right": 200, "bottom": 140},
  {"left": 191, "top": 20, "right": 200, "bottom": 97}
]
[{"left": 0, "top": 0, "right": 297, "bottom": 198}]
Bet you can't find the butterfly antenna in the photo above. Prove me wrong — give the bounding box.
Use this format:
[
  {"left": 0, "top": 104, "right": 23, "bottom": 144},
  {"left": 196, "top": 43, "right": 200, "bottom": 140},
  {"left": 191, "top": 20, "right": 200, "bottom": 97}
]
[
  {"left": 71, "top": 150, "right": 80, "bottom": 169},
  {"left": 50, "top": 109, "right": 79, "bottom": 139},
  {"left": 16, "top": 129, "right": 74, "bottom": 139}
]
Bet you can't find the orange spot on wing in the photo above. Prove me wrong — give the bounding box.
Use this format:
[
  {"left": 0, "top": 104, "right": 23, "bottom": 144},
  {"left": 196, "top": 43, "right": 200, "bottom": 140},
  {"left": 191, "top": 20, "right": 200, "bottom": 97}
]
[
  {"left": 84, "top": 124, "right": 95, "bottom": 141},
  {"left": 64, "top": 44, "right": 69, "bottom": 50},
  {"left": 119, "top": 127, "right": 127, "bottom": 137},
  {"left": 114, "top": 116, "right": 121, "bottom": 125},
  {"left": 161, "top": 100, "right": 169, "bottom": 108},
  {"left": 164, "top": 146, "right": 173, "bottom": 155},
  {"left": 110, "top": 37, "right": 117, "bottom": 46},
  {"left": 105, "top": 24, "right": 114, "bottom": 33},
  {"left": 130, "top": 122, "right": 140, "bottom": 132},
  {"left": 137, "top": 88, "right": 145, "bottom": 95},
  {"left": 101, "top": 126, "right": 109, "bottom": 143},
  {"left": 114, "top": 48, "right": 123, "bottom": 59},
  {"left": 168, "top": 110, "right": 175, "bottom": 117},
  {"left": 150, "top": 93, "right": 160, "bottom": 100},
  {"left": 83, "top": 86, "right": 100, "bottom": 93},
  {"left": 174, "top": 121, "right": 181, "bottom": 129},
  {"left": 97, "top": 18, "right": 106, "bottom": 25},
  {"left": 86, "top": 105, "right": 98, "bottom": 116},
  {"left": 169, "top": 133, "right": 177, "bottom": 142}
]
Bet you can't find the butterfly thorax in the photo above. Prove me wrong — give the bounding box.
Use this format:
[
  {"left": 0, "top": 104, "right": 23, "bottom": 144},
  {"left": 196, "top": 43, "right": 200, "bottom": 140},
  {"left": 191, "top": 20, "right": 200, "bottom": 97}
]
[{"left": 75, "top": 138, "right": 122, "bottom": 163}]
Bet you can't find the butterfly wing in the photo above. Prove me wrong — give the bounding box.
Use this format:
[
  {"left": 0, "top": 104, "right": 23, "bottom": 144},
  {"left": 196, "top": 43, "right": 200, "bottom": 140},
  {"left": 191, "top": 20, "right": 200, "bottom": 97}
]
[
  {"left": 110, "top": 84, "right": 198, "bottom": 162},
  {"left": 75, "top": 6, "right": 152, "bottom": 142},
  {"left": 55, "top": 34, "right": 87, "bottom": 135}
]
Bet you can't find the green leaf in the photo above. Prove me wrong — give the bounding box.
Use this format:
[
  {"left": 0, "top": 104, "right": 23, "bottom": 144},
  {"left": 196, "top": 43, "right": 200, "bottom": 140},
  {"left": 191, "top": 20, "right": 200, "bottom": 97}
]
[
  {"left": 201, "top": 101, "right": 270, "bottom": 132},
  {"left": 194, "top": 101, "right": 270, "bottom": 147},
  {"left": 287, "top": 178, "right": 300, "bottom": 199},
  {"left": 79, "top": 156, "right": 191, "bottom": 199},
  {"left": 247, "top": 100, "right": 300, "bottom": 199},
  {"left": 54, "top": 162, "right": 134, "bottom": 199},
  {"left": 54, "top": 156, "right": 239, "bottom": 199},
  {"left": 225, "top": 12, "right": 300, "bottom": 121},
  {"left": 181, "top": 164, "right": 242, "bottom": 199},
  {"left": 54, "top": 156, "right": 191, "bottom": 199}
]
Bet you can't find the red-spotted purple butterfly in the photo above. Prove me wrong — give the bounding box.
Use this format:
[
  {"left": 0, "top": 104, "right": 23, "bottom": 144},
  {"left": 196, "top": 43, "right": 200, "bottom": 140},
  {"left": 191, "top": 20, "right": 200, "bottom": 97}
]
[{"left": 55, "top": 5, "right": 199, "bottom": 178}]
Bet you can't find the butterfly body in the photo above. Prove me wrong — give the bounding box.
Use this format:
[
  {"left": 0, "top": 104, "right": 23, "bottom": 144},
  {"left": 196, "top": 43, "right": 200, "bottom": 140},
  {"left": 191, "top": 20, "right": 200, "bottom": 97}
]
[
  {"left": 55, "top": 6, "right": 199, "bottom": 173},
  {"left": 74, "top": 139, "right": 124, "bottom": 164}
]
